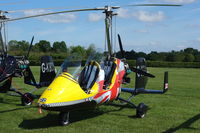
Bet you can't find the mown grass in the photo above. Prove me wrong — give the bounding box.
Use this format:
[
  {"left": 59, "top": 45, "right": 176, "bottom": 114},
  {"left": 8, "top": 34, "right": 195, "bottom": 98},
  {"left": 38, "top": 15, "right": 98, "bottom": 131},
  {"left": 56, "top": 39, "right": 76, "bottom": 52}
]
[{"left": 0, "top": 67, "right": 200, "bottom": 133}]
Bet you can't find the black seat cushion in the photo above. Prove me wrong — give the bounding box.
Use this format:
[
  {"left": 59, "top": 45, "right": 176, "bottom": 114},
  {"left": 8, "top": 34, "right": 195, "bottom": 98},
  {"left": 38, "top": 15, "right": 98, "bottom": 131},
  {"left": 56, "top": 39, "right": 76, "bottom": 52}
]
[
  {"left": 101, "top": 60, "right": 116, "bottom": 88},
  {"left": 78, "top": 61, "right": 99, "bottom": 91}
]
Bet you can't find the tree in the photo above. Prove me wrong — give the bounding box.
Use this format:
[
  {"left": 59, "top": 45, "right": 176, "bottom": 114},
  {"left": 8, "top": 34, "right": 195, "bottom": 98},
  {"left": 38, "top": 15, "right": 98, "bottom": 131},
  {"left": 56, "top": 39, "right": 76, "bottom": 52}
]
[
  {"left": 148, "top": 51, "right": 159, "bottom": 61},
  {"left": 18, "top": 40, "right": 30, "bottom": 51},
  {"left": 53, "top": 41, "right": 67, "bottom": 52},
  {"left": 137, "top": 52, "right": 147, "bottom": 59},
  {"left": 194, "top": 54, "right": 200, "bottom": 62},
  {"left": 70, "top": 45, "right": 86, "bottom": 59},
  {"left": 8, "top": 40, "right": 29, "bottom": 52},
  {"left": 173, "top": 53, "right": 185, "bottom": 62},
  {"left": 166, "top": 52, "right": 185, "bottom": 62},
  {"left": 86, "top": 44, "right": 96, "bottom": 57},
  {"left": 184, "top": 48, "right": 198, "bottom": 55},
  {"left": 8, "top": 40, "right": 18, "bottom": 51},
  {"left": 184, "top": 54, "right": 195, "bottom": 62},
  {"left": 166, "top": 53, "right": 174, "bottom": 62},
  {"left": 34, "top": 40, "right": 51, "bottom": 52},
  {"left": 124, "top": 50, "right": 137, "bottom": 60}
]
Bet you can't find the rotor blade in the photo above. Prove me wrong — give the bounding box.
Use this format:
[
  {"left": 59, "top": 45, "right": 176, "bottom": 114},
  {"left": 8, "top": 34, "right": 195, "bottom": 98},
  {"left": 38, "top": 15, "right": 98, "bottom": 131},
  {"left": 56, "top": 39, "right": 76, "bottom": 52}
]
[
  {"left": 2, "top": 8, "right": 104, "bottom": 22},
  {"left": 7, "top": 6, "right": 86, "bottom": 13},
  {"left": 126, "top": 4, "right": 182, "bottom": 7},
  {"left": 130, "top": 67, "right": 155, "bottom": 78},
  {"left": 26, "top": 36, "right": 34, "bottom": 59},
  {"left": 0, "top": 1, "right": 27, "bottom": 6},
  {"left": 117, "top": 34, "right": 125, "bottom": 59}
]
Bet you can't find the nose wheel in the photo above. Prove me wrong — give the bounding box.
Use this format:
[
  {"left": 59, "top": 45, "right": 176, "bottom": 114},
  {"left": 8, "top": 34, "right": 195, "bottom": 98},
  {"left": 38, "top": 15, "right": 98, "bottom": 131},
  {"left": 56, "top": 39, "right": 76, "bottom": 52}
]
[
  {"left": 59, "top": 112, "right": 70, "bottom": 126},
  {"left": 136, "top": 103, "right": 148, "bottom": 118},
  {"left": 21, "top": 93, "right": 35, "bottom": 106}
]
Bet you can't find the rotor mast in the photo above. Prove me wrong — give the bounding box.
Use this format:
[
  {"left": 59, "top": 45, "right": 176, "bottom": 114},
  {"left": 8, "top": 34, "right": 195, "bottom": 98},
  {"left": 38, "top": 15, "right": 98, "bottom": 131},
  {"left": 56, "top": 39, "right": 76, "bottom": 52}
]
[
  {"left": 0, "top": 10, "right": 8, "bottom": 56},
  {"left": 103, "top": 6, "right": 118, "bottom": 58}
]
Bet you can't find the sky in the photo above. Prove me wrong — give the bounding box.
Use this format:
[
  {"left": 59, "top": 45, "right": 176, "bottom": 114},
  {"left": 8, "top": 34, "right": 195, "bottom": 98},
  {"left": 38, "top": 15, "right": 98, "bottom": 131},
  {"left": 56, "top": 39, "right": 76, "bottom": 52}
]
[{"left": 0, "top": 0, "right": 200, "bottom": 53}]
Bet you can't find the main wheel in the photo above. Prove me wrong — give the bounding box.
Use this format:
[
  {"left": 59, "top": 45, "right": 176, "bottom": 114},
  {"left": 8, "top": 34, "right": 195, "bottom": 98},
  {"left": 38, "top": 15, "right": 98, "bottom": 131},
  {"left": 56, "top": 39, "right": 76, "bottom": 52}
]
[
  {"left": 59, "top": 112, "right": 70, "bottom": 126},
  {"left": 136, "top": 103, "right": 148, "bottom": 118},
  {"left": 21, "top": 93, "right": 35, "bottom": 106}
]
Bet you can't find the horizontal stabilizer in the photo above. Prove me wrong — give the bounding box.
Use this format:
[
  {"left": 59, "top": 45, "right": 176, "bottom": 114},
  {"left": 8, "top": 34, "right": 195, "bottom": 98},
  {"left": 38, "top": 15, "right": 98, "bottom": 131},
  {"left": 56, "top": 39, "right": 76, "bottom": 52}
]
[{"left": 121, "top": 71, "right": 168, "bottom": 95}]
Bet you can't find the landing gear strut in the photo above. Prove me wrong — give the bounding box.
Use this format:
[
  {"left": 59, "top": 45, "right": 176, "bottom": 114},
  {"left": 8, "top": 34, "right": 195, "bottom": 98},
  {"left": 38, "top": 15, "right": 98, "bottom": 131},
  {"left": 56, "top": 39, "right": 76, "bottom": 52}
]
[{"left": 59, "top": 112, "right": 70, "bottom": 126}]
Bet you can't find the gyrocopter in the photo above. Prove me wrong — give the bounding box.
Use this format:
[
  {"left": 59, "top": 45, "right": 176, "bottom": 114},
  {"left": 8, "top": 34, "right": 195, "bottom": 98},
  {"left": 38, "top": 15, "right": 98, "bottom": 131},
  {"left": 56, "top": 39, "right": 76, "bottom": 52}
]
[
  {"left": 0, "top": 11, "right": 56, "bottom": 105},
  {"left": 0, "top": 3, "right": 180, "bottom": 126}
]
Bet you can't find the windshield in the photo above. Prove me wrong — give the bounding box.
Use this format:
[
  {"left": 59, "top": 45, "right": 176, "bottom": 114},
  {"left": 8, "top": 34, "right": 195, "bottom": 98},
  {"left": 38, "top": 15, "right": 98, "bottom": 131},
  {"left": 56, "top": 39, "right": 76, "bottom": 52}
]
[
  {"left": 57, "top": 54, "right": 82, "bottom": 79},
  {"left": 86, "top": 50, "right": 105, "bottom": 65},
  {"left": 57, "top": 51, "right": 104, "bottom": 79}
]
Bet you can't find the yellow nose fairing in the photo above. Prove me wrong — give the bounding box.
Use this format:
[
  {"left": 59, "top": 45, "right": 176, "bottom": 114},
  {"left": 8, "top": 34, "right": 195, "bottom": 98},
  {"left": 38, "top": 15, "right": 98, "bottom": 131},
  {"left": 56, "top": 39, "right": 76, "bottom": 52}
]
[{"left": 38, "top": 72, "right": 99, "bottom": 107}]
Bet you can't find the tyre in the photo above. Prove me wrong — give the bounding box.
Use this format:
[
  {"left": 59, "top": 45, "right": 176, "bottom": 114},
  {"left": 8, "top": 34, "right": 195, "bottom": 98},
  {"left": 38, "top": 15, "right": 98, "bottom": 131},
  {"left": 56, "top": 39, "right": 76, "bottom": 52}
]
[
  {"left": 136, "top": 103, "right": 148, "bottom": 118},
  {"left": 59, "top": 112, "right": 70, "bottom": 126},
  {"left": 21, "top": 93, "right": 35, "bottom": 106}
]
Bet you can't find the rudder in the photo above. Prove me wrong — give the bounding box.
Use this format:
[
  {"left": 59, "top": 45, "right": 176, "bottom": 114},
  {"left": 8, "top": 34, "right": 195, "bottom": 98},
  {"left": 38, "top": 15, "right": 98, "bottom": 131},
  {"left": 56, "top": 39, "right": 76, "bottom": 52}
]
[
  {"left": 40, "top": 56, "right": 56, "bottom": 87},
  {"left": 135, "top": 58, "right": 148, "bottom": 89}
]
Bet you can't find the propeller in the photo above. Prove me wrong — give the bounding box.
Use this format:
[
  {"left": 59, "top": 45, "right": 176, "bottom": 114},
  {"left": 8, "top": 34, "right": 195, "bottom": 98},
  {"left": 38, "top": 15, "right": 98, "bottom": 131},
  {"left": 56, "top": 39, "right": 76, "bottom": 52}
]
[
  {"left": 26, "top": 36, "right": 34, "bottom": 59},
  {"left": 130, "top": 67, "right": 155, "bottom": 78},
  {"left": 118, "top": 34, "right": 125, "bottom": 59},
  {"left": 117, "top": 34, "right": 155, "bottom": 78}
]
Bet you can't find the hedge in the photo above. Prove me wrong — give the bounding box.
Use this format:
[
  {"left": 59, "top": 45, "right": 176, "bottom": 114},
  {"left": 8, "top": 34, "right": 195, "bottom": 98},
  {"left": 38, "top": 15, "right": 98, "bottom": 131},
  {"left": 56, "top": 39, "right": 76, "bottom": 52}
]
[
  {"left": 29, "top": 59, "right": 200, "bottom": 68},
  {"left": 126, "top": 60, "right": 200, "bottom": 68}
]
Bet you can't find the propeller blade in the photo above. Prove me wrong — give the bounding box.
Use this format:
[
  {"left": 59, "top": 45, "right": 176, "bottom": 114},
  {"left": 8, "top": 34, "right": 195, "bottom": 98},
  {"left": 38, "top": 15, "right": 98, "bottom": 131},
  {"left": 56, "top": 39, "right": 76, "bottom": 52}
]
[
  {"left": 26, "top": 36, "right": 34, "bottom": 59},
  {"left": 117, "top": 34, "right": 125, "bottom": 59},
  {"left": 126, "top": 4, "right": 182, "bottom": 7},
  {"left": 130, "top": 67, "right": 155, "bottom": 78},
  {"left": 2, "top": 8, "right": 104, "bottom": 22}
]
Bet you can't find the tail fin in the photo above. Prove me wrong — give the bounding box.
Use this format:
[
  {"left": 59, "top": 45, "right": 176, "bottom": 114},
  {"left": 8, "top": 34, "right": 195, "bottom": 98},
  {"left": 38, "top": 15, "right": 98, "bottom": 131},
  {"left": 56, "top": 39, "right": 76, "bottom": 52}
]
[
  {"left": 39, "top": 56, "right": 56, "bottom": 87},
  {"left": 134, "top": 71, "right": 169, "bottom": 94},
  {"left": 135, "top": 57, "right": 148, "bottom": 89}
]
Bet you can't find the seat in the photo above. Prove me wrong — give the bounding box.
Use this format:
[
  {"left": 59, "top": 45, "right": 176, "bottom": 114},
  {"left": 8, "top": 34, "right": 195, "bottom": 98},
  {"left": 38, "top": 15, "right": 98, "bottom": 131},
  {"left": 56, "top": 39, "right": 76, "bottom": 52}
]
[
  {"left": 78, "top": 61, "right": 100, "bottom": 92},
  {"left": 101, "top": 60, "right": 116, "bottom": 89}
]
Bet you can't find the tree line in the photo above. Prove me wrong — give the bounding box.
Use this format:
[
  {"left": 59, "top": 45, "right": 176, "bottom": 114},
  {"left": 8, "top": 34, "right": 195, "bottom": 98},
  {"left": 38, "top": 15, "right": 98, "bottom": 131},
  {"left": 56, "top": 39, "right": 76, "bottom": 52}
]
[
  {"left": 116, "top": 48, "right": 200, "bottom": 62},
  {"left": 7, "top": 39, "right": 200, "bottom": 62},
  {"left": 7, "top": 40, "right": 98, "bottom": 61}
]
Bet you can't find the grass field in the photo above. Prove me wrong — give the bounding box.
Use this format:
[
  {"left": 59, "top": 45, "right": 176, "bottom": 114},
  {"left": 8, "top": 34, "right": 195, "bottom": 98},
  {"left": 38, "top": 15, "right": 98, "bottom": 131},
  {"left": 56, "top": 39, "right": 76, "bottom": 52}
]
[{"left": 0, "top": 67, "right": 200, "bottom": 133}]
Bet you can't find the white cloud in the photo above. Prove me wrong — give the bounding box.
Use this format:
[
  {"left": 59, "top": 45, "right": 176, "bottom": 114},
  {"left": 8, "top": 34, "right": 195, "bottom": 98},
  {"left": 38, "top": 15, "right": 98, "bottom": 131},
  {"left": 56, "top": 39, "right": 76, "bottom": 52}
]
[
  {"left": 148, "top": 0, "right": 196, "bottom": 4},
  {"left": 164, "top": 0, "right": 196, "bottom": 4},
  {"left": 185, "top": 24, "right": 200, "bottom": 29},
  {"left": 134, "top": 29, "right": 149, "bottom": 33},
  {"left": 177, "top": 45, "right": 187, "bottom": 49},
  {"left": 89, "top": 9, "right": 166, "bottom": 23},
  {"left": 23, "top": 9, "right": 76, "bottom": 23},
  {"left": 149, "top": 41, "right": 160, "bottom": 46},
  {"left": 88, "top": 13, "right": 104, "bottom": 22},
  {"left": 132, "top": 11, "right": 165, "bottom": 22},
  {"left": 116, "top": 8, "right": 130, "bottom": 18},
  {"left": 196, "top": 37, "right": 200, "bottom": 42}
]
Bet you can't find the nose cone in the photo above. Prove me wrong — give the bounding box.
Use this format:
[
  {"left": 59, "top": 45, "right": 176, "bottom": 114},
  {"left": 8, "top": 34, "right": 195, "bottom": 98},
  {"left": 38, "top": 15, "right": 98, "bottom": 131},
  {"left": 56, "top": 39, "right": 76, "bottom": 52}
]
[{"left": 38, "top": 73, "right": 97, "bottom": 109}]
